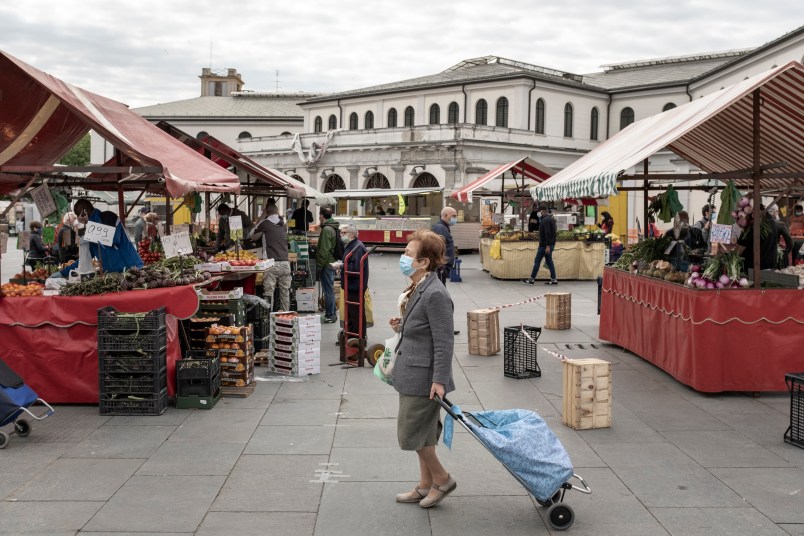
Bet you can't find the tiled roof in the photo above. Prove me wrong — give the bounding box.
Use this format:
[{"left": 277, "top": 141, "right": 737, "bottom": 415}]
[
  {"left": 582, "top": 56, "right": 741, "bottom": 91},
  {"left": 134, "top": 94, "right": 317, "bottom": 119}
]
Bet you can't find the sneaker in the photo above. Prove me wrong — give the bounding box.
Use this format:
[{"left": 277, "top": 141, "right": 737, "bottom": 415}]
[
  {"left": 521, "top": 278, "right": 535, "bottom": 285},
  {"left": 323, "top": 315, "right": 338, "bottom": 323},
  {"left": 545, "top": 280, "right": 558, "bottom": 285}
]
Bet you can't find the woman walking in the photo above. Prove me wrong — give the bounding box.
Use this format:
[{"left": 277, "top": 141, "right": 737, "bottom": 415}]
[{"left": 388, "top": 229, "right": 457, "bottom": 508}]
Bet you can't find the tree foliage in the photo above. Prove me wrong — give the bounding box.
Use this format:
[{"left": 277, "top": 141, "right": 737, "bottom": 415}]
[{"left": 59, "top": 134, "right": 91, "bottom": 166}]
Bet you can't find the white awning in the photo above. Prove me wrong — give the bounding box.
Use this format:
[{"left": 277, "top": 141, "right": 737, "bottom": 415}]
[
  {"left": 268, "top": 169, "right": 336, "bottom": 206},
  {"left": 453, "top": 157, "right": 553, "bottom": 203},
  {"left": 326, "top": 187, "right": 443, "bottom": 199},
  {"left": 532, "top": 61, "right": 804, "bottom": 201}
]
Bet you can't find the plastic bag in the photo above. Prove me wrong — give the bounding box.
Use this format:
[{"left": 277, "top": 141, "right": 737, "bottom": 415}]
[
  {"left": 489, "top": 239, "right": 502, "bottom": 259},
  {"left": 373, "top": 333, "right": 399, "bottom": 385}
]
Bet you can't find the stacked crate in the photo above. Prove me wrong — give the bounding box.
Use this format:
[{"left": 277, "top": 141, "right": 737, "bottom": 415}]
[
  {"left": 97, "top": 307, "right": 168, "bottom": 416},
  {"left": 246, "top": 300, "right": 271, "bottom": 354},
  {"left": 206, "top": 325, "right": 255, "bottom": 396},
  {"left": 175, "top": 357, "right": 221, "bottom": 409},
  {"left": 197, "top": 288, "right": 246, "bottom": 326},
  {"left": 268, "top": 312, "right": 321, "bottom": 376},
  {"left": 467, "top": 308, "right": 501, "bottom": 356}
]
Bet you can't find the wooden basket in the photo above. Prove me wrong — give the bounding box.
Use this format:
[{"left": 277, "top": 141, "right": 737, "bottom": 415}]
[
  {"left": 545, "top": 292, "right": 571, "bottom": 330},
  {"left": 467, "top": 308, "right": 500, "bottom": 356},
  {"left": 562, "top": 358, "right": 611, "bottom": 430}
]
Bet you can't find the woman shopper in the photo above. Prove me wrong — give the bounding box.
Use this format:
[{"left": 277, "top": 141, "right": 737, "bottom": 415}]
[
  {"left": 598, "top": 211, "right": 614, "bottom": 234},
  {"left": 388, "top": 229, "right": 456, "bottom": 508}
]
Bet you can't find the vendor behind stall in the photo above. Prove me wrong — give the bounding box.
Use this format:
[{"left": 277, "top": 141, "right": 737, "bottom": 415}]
[
  {"left": 55, "top": 199, "right": 143, "bottom": 277},
  {"left": 737, "top": 205, "right": 779, "bottom": 270},
  {"left": 790, "top": 203, "right": 804, "bottom": 261},
  {"left": 216, "top": 203, "right": 254, "bottom": 251}
]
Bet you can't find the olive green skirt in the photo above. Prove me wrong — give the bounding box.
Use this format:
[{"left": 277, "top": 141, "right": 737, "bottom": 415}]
[{"left": 397, "top": 393, "right": 442, "bottom": 451}]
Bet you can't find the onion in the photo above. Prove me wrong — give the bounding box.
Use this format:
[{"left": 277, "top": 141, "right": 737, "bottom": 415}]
[
  {"left": 706, "top": 282, "right": 715, "bottom": 289},
  {"left": 731, "top": 210, "right": 738, "bottom": 218},
  {"left": 743, "top": 204, "right": 753, "bottom": 215},
  {"left": 718, "top": 274, "right": 731, "bottom": 286},
  {"left": 715, "top": 282, "right": 725, "bottom": 289},
  {"left": 690, "top": 272, "right": 701, "bottom": 280},
  {"left": 739, "top": 196, "right": 750, "bottom": 208},
  {"left": 686, "top": 277, "right": 693, "bottom": 286},
  {"left": 690, "top": 264, "right": 701, "bottom": 273},
  {"left": 739, "top": 277, "right": 750, "bottom": 288},
  {"left": 632, "top": 261, "right": 639, "bottom": 269},
  {"left": 695, "top": 279, "right": 706, "bottom": 288}
]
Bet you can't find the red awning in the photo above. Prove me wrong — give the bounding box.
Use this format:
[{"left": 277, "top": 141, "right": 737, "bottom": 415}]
[
  {"left": 157, "top": 123, "right": 306, "bottom": 199},
  {"left": 0, "top": 50, "right": 240, "bottom": 196},
  {"left": 451, "top": 157, "right": 554, "bottom": 203}
]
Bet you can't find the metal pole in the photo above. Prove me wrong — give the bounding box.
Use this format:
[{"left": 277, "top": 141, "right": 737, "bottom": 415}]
[
  {"left": 115, "top": 149, "right": 125, "bottom": 217},
  {"left": 643, "top": 159, "right": 649, "bottom": 239},
  {"left": 751, "top": 89, "right": 762, "bottom": 290},
  {"left": 205, "top": 192, "right": 211, "bottom": 232},
  {"left": 164, "top": 192, "right": 172, "bottom": 235}
]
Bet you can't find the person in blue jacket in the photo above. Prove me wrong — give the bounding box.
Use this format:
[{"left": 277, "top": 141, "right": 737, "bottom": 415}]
[{"left": 58, "top": 198, "right": 143, "bottom": 277}]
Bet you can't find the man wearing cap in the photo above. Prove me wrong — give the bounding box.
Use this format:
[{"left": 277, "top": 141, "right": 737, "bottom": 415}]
[
  {"left": 133, "top": 207, "right": 148, "bottom": 245},
  {"left": 251, "top": 205, "right": 291, "bottom": 311},
  {"left": 522, "top": 205, "right": 558, "bottom": 285}
]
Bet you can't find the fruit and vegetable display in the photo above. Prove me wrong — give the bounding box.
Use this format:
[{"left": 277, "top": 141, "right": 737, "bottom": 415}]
[
  {"left": 613, "top": 235, "right": 674, "bottom": 271},
  {"left": 59, "top": 256, "right": 212, "bottom": 296},
  {"left": 774, "top": 264, "right": 804, "bottom": 289},
  {"left": 10, "top": 267, "right": 55, "bottom": 283},
  {"left": 1, "top": 282, "right": 45, "bottom": 297},
  {"left": 683, "top": 252, "right": 750, "bottom": 289},
  {"left": 137, "top": 238, "right": 163, "bottom": 265},
  {"left": 212, "top": 250, "right": 260, "bottom": 266}
]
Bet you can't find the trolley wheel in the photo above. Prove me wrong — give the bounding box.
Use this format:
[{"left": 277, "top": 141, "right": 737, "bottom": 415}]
[
  {"left": 366, "top": 344, "right": 385, "bottom": 367},
  {"left": 0, "top": 431, "right": 8, "bottom": 449},
  {"left": 547, "top": 503, "right": 574, "bottom": 531},
  {"left": 15, "top": 419, "right": 31, "bottom": 437}
]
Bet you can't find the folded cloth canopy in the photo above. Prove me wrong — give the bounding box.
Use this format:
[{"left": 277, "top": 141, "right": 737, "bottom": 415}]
[{"left": 452, "top": 157, "right": 554, "bottom": 203}]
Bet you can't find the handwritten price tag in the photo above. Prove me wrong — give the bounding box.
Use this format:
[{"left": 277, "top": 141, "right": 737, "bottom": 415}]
[
  {"left": 229, "top": 215, "right": 243, "bottom": 230},
  {"left": 709, "top": 223, "right": 733, "bottom": 244},
  {"left": 162, "top": 231, "right": 193, "bottom": 258},
  {"left": 84, "top": 221, "right": 116, "bottom": 247},
  {"left": 31, "top": 185, "right": 57, "bottom": 218}
]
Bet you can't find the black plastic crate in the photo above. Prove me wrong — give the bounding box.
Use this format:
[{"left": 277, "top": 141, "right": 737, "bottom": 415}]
[
  {"left": 254, "top": 336, "right": 271, "bottom": 352},
  {"left": 176, "top": 357, "right": 221, "bottom": 380},
  {"left": 98, "top": 306, "right": 166, "bottom": 333},
  {"left": 99, "top": 352, "right": 167, "bottom": 375},
  {"left": 784, "top": 373, "right": 804, "bottom": 450},
  {"left": 503, "top": 326, "right": 542, "bottom": 379},
  {"left": 99, "top": 388, "right": 168, "bottom": 416},
  {"left": 100, "top": 370, "right": 167, "bottom": 396},
  {"left": 98, "top": 328, "right": 167, "bottom": 353},
  {"left": 178, "top": 372, "right": 221, "bottom": 397}
]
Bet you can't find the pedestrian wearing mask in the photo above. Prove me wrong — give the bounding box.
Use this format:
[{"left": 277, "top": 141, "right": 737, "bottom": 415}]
[
  {"left": 316, "top": 207, "right": 340, "bottom": 323},
  {"left": 522, "top": 205, "right": 557, "bottom": 285},
  {"left": 388, "top": 229, "right": 456, "bottom": 509},
  {"left": 251, "top": 205, "right": 291, "bottom": 311},
  {"left": 431, "top": 207, "right": 457, "bottom": 286},
  {"left": 335, "top": 224, "right": 369, "bottom": 347}
]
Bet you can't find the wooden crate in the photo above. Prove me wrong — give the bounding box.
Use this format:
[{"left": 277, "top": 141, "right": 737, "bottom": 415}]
[
  {"left": 545, "top": 292, "right": 571, "bottom": 330},
  {"left": 467, "top": 308, "right": 500, "bottom": 356},
  {"left": 562, "top": 358, "right": 611, "bottom": 430}
]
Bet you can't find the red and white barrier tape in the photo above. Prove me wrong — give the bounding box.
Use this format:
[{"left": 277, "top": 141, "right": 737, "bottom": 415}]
[
  {"left": 489, "top": 293, "right": 548, "bottom": 311},
  {"left": 513, "top": 323, "right": 569, "bottom": 362}
]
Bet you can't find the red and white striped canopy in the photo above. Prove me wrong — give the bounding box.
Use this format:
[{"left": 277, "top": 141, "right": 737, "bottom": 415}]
[
  {"left": 533, "top": 61, "right": 804, "bottom": 201},
  {"left": 451, "top": 157, "right": 554, "bottom": 203}
]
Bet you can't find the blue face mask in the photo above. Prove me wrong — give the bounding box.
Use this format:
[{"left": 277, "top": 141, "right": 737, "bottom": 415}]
[
  {"left": 449, "top": 217, "right": 457, "bottom": 226},
  {"left": 399, "top": 254, "right": 417, "bottom": 277}
]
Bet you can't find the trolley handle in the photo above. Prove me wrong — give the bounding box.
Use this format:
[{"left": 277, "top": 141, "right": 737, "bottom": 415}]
[
  {"left": 434, "top": 395, "right": 464, "bottom": 422},
  {"left": 570, "top": 474, "right": 592, "bottom": 495}
]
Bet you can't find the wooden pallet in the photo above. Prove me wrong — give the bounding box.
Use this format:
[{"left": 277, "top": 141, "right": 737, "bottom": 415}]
[
  {"left": 221, "top": 384, "right": 255, "bottom": 398},
  {"left": 253, "top": 351, "right": 270, "bottom": 366}
]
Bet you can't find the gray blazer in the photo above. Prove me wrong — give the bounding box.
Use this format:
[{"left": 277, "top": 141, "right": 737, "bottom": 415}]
[{"left": 393, "top": 274, "right": 455, "bottom": 396}]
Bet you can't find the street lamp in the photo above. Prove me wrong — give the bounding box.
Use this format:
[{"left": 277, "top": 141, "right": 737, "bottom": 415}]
[
  {"left": 320, "top": 168, "right": 335, "bottom": 179},
  {"left": 361, "top": 166, "right": 378, "bottom": 179},
  {"left": 409, "top": 165, "right": 426, "bottom": 177}
]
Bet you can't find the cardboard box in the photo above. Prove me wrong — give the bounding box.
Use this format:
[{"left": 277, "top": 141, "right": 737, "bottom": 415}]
[
  {"left": 467, "top": 308, "right": 500, "bottom": 356},
  {"left": 562, "top": 358, "right": 611, "bottom": 430}
]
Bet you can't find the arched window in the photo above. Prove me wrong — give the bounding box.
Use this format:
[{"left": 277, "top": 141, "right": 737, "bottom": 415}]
[
  {"left": 196, "top": 131, "right": 209, "bottom": 140},
  {"left": 429, "top": 104, "right": 440, "bottom": 125},
  {"left": 365, "top": 173, "right": 391, "bottom": 189},
  {"left": 328, "top": 114, "right": 337, "bottom": 130},
  {"left": 447, "top": 102, "right": 459, "bottom": 124},
  {"left": 280, "top": 131, "right": 292, "bottom": 136},
  {"left": 496, "top": 97, "right": 509, "bottom": 127},
  {"left": 404, "top": 106, "right": 415, "bottom": 126},
  {"left": 313, "top": 116, "right": 323, "bottom": 133},
  {"left": 590, "top": 107, "right": 599, "bottom": 141},
  {"left": 365, "top": 111, "right": 374, "bottom": 129},
  {"left": 349, "top": 112, "right": 358, "bottom": 130},
  {"left": 563, "top": 103, "right": 573, "bottom": 138},
  {"left": 662, "top": 102, "right": 677, "bottom": 112},
  {"left": 535, "top": 99, "right": 545, "bottom": 134},
  {"left": 620, "top": 107, "right": 635, "bottom": 130},
  {"left": 323, "top": 174, "right": 346, "bottom": 193},
  {"left": 412, "top": 173, "right": 439, "bottom": 188},
  {"left": 475, "top": 99, "right": 488, "bottom": 125},
  {"left": 238, "top": 131, "right": 252, "bottom": 140},
  {"left": 291, "top": 174, "right": 304, "bottom": 184},
  {"left": 388, "top": 108, "right": 398, "bottom": 128}
]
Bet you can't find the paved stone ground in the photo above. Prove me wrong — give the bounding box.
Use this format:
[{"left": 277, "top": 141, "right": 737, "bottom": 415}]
[{"left": 1, "top": 252, "right": 803, "bottom": 535}]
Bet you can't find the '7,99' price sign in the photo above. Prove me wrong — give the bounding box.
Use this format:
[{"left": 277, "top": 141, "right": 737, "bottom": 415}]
[{"left": 84, "top": 221, "right": 116, "bottom": 247}]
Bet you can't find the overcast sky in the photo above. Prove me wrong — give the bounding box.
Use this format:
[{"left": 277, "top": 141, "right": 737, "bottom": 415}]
[{"left": 1, "top": 1, "right": 800, "bottom": 108}]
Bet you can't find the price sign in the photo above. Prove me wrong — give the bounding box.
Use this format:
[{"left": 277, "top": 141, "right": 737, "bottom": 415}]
[
  {"left": 585, "top": 216, "right": 596, "bottom": 226},
  {"left": 31, "top": 185, "right": 57, "bottom": 218},
  {"left": 162, "top": 231, "right": 193, "bottom": 258},
  {"left": 709, "top": 223, "right": 733, "bottom": 244},
  {"left": 0, "top": 232, "right": 7, "bottom": 254},
  {"left": 229, "top": 215, "right": 243, "bottom": 230},
  {"left": 18, "top": 231, "right": 31, "bottom": 250},
  {"left": 84, "top": 221, "right": 116, "bottom": 246}
]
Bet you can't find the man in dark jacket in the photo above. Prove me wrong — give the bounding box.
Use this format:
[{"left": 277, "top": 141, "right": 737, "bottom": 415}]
[
  {"left": 338, "top": 224, "right": 369, "bottom": 344},
  {"left": 290, "top": 200, "right": 314, "bottom": 234},
  {"left": 431, "top": 206, "right": 457, "bottom": 286},
  {"left": 738, "top": 206, "right": 779, "bottom": 271},
  {"left": 316, "top": 207, "right": 340, "bottom": 323},
  {"left": 522, "top": 205, "right": 557, "bottom": 285},
  {"left": 216, "top": 203, "right": 253, "bottom": 251},
  {"left": 251, "top": 205, "right": 291, "bottom": 311}
]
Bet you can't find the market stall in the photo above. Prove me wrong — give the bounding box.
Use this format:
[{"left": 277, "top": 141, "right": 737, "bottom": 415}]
[
  {"left": 532, "top": 61, "right": 804, "bottom": 392},
  {"left": 479, "top": 237, "right": 606, "bottom": 280},
  {"left": 0, "top": 285, "right": 199, "bottom": 403}
]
